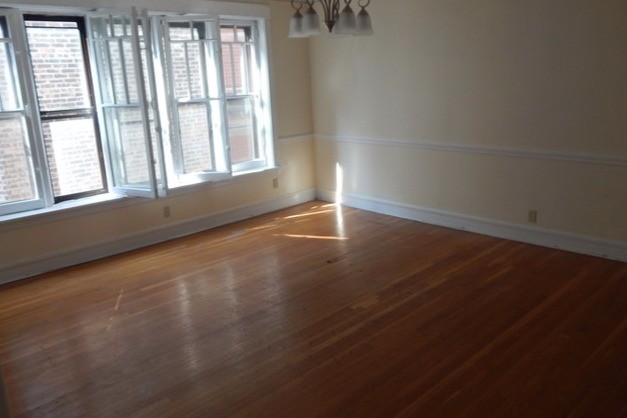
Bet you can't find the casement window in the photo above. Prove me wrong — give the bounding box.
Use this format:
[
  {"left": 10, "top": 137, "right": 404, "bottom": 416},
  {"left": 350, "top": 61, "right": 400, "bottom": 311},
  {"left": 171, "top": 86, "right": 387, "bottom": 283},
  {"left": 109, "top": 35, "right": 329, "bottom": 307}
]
[
  {"left": 0, "top": 5, "right": 274, "bottom": 216},
  {"left": 157, "top": 17, "right": 229, "bottom": 186},
  {"left": 221, "top": 22, "right": 267, "bottom": 173},
  {"left": 0, "top": 11, "right": 48, "bottom": 215},
  {"left": 88, "top": 11, "right": 164, "bottom": 197}
]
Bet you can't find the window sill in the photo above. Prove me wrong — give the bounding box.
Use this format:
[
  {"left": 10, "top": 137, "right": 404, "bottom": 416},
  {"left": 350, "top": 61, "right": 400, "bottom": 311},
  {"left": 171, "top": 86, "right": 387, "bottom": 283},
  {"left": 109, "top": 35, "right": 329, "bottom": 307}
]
[
  {"left": 0, "top": 166, "right": 280, "bottom": 232},
  {"left": 166, "top": 165, "right": 280, "bottom": 196},
  {"left": 0, "top": 193, "right": 136, "bottom": 232},
  {"left": 233, "top": 165, "right": 280, "bottom": 178}
]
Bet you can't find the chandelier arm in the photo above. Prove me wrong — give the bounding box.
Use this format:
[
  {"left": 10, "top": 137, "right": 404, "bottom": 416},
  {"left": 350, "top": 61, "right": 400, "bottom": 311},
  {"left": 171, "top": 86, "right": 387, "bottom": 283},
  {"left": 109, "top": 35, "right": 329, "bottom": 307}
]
[
  {"left": 290, "top": 0, "right": 372, "bottom": 35},
  {"left": 316, "top": 0, "right": 341, "bottom": 31}
]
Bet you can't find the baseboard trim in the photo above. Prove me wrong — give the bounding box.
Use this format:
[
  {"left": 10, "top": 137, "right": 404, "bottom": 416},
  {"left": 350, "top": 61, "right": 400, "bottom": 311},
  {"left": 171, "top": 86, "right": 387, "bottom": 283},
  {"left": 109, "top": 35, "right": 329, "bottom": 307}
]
[
  {"left": 0, "top": 189, "right": 317, "bottom": 286},
  {"left": 317, "top": 189, "right": 627, "bottom": 262}
]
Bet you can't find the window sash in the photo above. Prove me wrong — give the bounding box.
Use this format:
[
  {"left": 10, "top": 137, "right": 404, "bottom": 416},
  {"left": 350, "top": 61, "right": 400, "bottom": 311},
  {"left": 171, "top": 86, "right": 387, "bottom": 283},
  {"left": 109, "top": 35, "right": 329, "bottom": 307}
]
[
  {"left": 157, "top": 16, "right": 231, "bottom": 186},
  {"left": 220, "top": 21, "right": 269, "bottom": 172},
  {"left": 0, "top": 10, "right": 51, "bottom": 216},
  {"left": 87, "top": 9, "right": 165, "bottom": 198},
  {"left": 24, "top": 15, "right": 109, "bottom": 202}
]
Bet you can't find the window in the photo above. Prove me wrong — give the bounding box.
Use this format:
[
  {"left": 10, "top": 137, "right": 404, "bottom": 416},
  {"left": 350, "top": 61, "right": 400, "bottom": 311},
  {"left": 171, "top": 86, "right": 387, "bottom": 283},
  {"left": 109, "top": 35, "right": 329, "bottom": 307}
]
[
  {"left": 25, "top": 16, "right": 107, "bottom": 202},
  {"left": 89, "top": 12, "right": 163, "bottom": 197},
  {"left": 155, "top": 17, "right": 272, "bottom": 187},
  {"left": 0, "top": 6, "right": 274, "bottom": 216},
  {"left": 158, "top": 18, "right": 229, "bottom": 185},
  {"left": 221, "top": 23, "right": 266, "bottom": 172},
  {"left": 0, "top": 11, "right": 48, "bottom": 215}
]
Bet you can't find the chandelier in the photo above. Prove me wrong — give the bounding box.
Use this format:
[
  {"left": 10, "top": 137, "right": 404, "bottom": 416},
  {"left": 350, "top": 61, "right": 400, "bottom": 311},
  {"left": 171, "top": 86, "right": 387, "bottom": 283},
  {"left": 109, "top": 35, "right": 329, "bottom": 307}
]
[{"left": 288, "top": 0, "right": 373, "bottom": 37}]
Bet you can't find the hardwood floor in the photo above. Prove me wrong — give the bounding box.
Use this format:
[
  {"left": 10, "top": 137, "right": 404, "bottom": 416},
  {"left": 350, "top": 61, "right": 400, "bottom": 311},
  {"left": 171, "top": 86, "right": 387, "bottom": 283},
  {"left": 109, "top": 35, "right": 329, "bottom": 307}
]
[{"left": 0, "top": 201, "right": 625, "bottom": 418}]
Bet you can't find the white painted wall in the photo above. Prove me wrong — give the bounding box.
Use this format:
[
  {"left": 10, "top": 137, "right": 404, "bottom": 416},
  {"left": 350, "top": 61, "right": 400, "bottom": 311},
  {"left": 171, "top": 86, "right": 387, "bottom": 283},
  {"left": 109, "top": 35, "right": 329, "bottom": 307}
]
[{"left": 311, "top": 0, "right": 627, "bottom": 257}]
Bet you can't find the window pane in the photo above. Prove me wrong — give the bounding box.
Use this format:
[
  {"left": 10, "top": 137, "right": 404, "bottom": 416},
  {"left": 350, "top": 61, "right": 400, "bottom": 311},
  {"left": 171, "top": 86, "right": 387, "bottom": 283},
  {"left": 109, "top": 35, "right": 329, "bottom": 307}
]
[
  {"left": 91, "top": 24, "right": 142, "bottom": 105},
  {"left": 231, "top": 44, "right": 247, "bottom": 95},
  {"left": 0, "top": 42, "right": 19, "bottom": 111},
  {"left": 0, "top": 18, "right": 7, "bottom": 38},
  {"left": 41, "top": 117, "right": 104, "bottom": 197},
  {"left": 168, "top": 22, "right": 220, "bottom": 101},
  {"left": 169, "top": 24, "right": 192, "bottom": 41},
  {"left": 0, "top": 116, "right": 37, "bottom": 203},
  {"left": 25, "top": 22, "right": 91, "bottom": 111},
  {"left": 186, "top": 42, "right": 203, "bottom": 98},
  {"left": 221, "top": 25, "right": 255, "bottom": 97},
  {"left": 177, "top": 102, "right": 213, "bottom": 173},
  {"left": 104, "top": 107, "right": 151, "bottom": 187},
  {"left": 123, "top": 39, "right": 139, "bottom": 103},
  {"left": 220, "top": 26, "right": 235, "bottom": 42},
  {"left": 170, "top": 41, "right": 189, "bottom": 99},
  {"left": 113, "top": 17, "right": 130, "bottom": 38},
  {"left": 227, "top": 98, "right": 257, "bottom": 164},
  {"left": 221, "top": 44, "right": 234, "bottom": 95},
  {"left": 236, "top": 27, "right": 251, "bottom": 42},
  {"left": 108, "top": 40, "right": 129, "bottom": 104}
]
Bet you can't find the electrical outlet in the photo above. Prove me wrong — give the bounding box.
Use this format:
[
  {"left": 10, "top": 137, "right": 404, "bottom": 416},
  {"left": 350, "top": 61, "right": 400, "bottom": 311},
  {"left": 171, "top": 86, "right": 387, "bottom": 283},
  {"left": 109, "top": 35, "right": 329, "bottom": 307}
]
[
  {"left": 163, "top": 206, "right": 171, "bottom": 218},
  {"left": 272, "top": 178, "right": 279, "bottom": 189},
  {"left": 528, "top": 210, "right": 537, "bottom": 223}
]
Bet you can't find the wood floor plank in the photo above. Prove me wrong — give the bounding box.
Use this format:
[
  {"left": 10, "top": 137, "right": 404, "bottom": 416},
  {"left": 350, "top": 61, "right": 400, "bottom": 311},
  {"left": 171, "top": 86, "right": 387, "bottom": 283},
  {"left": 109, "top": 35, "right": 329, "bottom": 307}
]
[{"left": 0, "top": 202, "right": 625, "bottom": 417}]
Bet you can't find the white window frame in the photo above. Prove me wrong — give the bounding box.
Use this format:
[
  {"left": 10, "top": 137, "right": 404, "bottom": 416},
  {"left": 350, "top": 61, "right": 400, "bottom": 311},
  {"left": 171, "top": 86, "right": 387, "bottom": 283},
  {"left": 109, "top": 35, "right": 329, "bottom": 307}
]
[
  {"left": 0, "top": 0, "right": 274, "bottom": 219},
  {"left": 87, "top": 9, "right": 165, "bottom": 198},
  {"left": 0, "top": 9, "right": 52, "bottom": 216},
  {"left": 221, "top": 19, "right": 268, "bottom": 173},
  {"left": 154, "top": 15, "right": 232, "bottom": 187}
]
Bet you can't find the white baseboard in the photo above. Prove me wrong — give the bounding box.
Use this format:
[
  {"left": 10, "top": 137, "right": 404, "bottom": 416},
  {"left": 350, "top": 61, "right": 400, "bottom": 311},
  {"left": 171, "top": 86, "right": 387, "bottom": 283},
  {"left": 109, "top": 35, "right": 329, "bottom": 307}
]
[
  {"left": 317, "top": 189, "right": 627, "bottom": 262},
  {"left": 0, "top": 189, "right": 316, "bottom": 286}
]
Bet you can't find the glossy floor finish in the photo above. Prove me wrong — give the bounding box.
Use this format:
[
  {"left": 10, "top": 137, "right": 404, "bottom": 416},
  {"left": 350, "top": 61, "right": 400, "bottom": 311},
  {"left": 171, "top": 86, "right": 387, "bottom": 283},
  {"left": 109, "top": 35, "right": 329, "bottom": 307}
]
[{"left": 0, "top": 202, "right": 626, "bottom": 418}]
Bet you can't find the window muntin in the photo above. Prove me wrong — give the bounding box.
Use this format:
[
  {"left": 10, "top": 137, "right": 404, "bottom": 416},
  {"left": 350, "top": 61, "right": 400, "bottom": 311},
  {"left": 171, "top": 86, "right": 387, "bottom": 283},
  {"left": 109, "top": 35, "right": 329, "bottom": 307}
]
[{"left": 25, "top": 16, "right": 107, "bottom": 201}]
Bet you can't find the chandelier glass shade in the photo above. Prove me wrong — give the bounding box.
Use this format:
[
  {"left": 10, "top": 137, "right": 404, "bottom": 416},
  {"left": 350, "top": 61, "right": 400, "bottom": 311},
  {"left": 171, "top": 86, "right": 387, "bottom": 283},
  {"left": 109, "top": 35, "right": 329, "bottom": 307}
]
[{"left": 288, "top": 0, "right": 373, "bottom": 38}]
